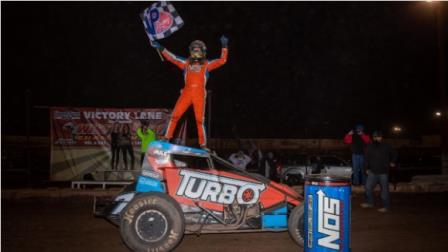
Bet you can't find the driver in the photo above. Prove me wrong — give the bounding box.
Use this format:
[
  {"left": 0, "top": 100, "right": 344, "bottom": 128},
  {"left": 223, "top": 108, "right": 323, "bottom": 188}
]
[{"left": 151, "top": 36, "right": 229, "bottom": 149}]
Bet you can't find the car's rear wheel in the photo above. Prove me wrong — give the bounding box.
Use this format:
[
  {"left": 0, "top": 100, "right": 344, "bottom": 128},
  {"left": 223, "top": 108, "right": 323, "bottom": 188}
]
[
  {"left": 288, "top": 204, "right": 304, "bottom": 247},
  {"left": 120, "top": 192, "right": 184, "bottom": 252}
]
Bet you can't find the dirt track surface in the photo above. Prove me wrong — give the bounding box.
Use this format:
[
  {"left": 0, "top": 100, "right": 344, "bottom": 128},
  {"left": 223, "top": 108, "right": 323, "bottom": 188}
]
[{"left": 3, "top": 192, "right": 448, "bottom": 252}]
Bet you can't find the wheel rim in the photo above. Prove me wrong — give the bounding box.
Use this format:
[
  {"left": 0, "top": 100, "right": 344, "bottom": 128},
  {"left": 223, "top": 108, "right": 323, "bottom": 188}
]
[{"left": 135, "top": 209, "right": 168, "bottom": 243}]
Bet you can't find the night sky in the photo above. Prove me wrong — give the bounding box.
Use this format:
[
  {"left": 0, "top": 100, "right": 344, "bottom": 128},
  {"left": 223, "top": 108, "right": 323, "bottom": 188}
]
[{"left": 2, "top": 2, "right": 446, "bottom": 138}]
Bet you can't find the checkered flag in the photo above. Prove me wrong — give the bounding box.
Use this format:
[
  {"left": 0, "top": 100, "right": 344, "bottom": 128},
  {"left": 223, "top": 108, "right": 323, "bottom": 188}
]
[{"left": 141, "top": 1, "right": 184, "bottom": 41}]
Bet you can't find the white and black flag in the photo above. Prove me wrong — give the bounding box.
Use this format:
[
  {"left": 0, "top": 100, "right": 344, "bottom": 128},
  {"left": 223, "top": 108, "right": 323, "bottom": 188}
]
[{"left": 141, "top": 1, "right": 184, "bottom": 41}]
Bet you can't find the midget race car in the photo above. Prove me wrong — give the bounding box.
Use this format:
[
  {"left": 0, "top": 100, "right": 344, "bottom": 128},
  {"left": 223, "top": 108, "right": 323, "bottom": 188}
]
[{"left": 95, "top": 141, "right": 304, "bottom": 252}]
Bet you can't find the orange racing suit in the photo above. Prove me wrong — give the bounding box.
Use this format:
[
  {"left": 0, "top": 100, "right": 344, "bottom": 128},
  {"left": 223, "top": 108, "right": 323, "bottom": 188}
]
[{"left": 161, "top": 47, "right": 228, "bottom": 146}]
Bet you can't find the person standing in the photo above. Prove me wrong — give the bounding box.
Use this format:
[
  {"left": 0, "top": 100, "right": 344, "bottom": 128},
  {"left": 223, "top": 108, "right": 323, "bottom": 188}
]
[
  {"left": 228, "top": 150, "right": 252, "bottom": 170},
  {"left": 264, "top": 152, "right": 279, "bottom": 181},
  {"left": 118, "top": 124, "right": 135, "bottom": 170},
  {"left": 136, "top": 122, "right": 156, "bottom": 167},
  {"left": 109, "top": 122, "right": 121, "bottom": 170},
  {"left": 254, "top": 146, "right": 264, "bottom": 175},
  {"left": 246, "top": 141, "right": 262, "bottom": 173},
  {"left": 361, "top": 130, "right": 397, "bottom": 213},
  {"left": 151, "top": 36, "right": 229, "bottom": 150},
  {"left": 344, "top": 124, "right": 371, "bottom": 185}
]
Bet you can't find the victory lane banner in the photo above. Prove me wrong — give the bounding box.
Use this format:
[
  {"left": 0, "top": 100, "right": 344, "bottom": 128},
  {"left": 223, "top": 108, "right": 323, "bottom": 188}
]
[{"left": 50, "top": 107, "right": 171, "bottom": 181}]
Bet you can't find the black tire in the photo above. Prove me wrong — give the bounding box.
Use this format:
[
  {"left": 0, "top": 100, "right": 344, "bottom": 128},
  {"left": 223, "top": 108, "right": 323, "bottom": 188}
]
[
  {"left": 120, "top": 192, "right": 185, "bottom": 252},
  {"left": 288, "top": 204, "right": 305, "bottom": 247}
]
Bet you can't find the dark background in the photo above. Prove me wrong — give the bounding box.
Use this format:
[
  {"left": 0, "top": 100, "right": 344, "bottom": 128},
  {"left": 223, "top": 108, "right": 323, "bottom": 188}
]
[{"left": 2, "top": 1, "right": 446, "bottom": 138}]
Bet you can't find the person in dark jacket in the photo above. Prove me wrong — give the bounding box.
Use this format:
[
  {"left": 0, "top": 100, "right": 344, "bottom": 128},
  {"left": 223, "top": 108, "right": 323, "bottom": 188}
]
[
  {"left": 118, "top": 124, "right": 135, "bottom": 170},
  {"left": 361, "top": 130, "right": 397, "bottom": 213},
  {"left": 109, "top": 122, "right": 121, "bottom": 170},
  {"left": 344, "top": 124, "right": 371, "bottom": 185},
  {"left": 264, "top": 152, "right": 279, "bottom": 181}
]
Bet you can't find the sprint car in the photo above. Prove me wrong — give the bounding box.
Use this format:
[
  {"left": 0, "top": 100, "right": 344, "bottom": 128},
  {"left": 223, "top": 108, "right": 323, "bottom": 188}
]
[{"left": 95, "top": 141, "right": 304, "bottom": 252}]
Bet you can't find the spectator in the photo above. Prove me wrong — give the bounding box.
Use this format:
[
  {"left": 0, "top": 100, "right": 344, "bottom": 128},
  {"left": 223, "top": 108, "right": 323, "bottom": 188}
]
[
  {"left": 228, "top": 150, "right": 252, "bottom": 170},
  {"left": 264, "top": 152, "right": 278, "bottom": 181},
  {"left": 360, "top": 130, "right": 397, "bottom": 213},
  {"left": 344, "top": 124, "right": 371, "bottom": 185},
  {"left": 108, "top": 122, "right": 121, "bottom": 170},
  {"left": 311, "top": 156, "right": 324, "bottom": 175},
  {"left": 247, "top": 142, "right": 264, "bottom": 174},
  {"left": 254, "top": 146, "right": 264, "bottom": 175},
  {"left": 118, "top": 124, "right": 135, "bottom": 170},
  {"left": 136, "top": 121, "right": 156, "bottom": 167}
]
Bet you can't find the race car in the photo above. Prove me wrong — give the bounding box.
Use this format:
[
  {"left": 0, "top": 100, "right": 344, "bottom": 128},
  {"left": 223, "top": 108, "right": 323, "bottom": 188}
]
[{"left": 95, "top": 141, "right": 304, "bottom": 252}]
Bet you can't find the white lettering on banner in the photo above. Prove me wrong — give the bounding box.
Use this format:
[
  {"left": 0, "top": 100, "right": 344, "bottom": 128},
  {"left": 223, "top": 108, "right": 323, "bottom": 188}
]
[
  {"left": 82, "top": 111, "right": 164, "bottom": 120},
  {"left": 317, "top": 190, "right": 341, "bottom": 250},
  {"left": 82, "top": 111, "right": 131, "bottom": 120},
  {"left": 176, "top": 170, "right": 265, "bottom": 205},
  {"left": 133, "top": 112, "right": 164, "bottom": 120}
]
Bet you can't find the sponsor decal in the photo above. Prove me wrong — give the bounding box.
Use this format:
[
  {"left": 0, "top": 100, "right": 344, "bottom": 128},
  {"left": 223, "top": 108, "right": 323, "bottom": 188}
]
[
  {"left": 188, "top": 64, "right": 202, "bottom": 72},
  {"left": 307, "top": 195, "right": 313, "bottom": 248},
  {"left": 176, "top": 170, "right": 266, "bottom": 205},
  {"left": 141, "top": 170, "right": 163, "bottom": 180},
  {"left": 151, "top": 148, "right": 169, "bottom": 158},
  {"left": 317, "top": 190, "right": 341, "bottom": 250},
  {"left": 241, "top": 188, "right": 255, "bottom": 202},
  {"left": 155, "top": 11, "right": 173, "bottom": 34},
  {"left": 148, "top": 8, "right": 174, "bottom": 35}
]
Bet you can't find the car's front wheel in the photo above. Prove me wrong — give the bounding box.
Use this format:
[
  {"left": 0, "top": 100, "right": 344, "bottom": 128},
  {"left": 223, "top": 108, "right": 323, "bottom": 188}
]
[
  {"left": 288, "top": 204, "right": 304, "bottom": 247},
  {"left": 120, "top": 192, "right": 185, "bottom": 252}
]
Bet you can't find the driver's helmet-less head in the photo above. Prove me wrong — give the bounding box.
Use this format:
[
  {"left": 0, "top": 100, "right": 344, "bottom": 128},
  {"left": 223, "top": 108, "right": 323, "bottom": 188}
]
[{"left": 189, "top": 40, "right": 207, "bottom": 61}]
